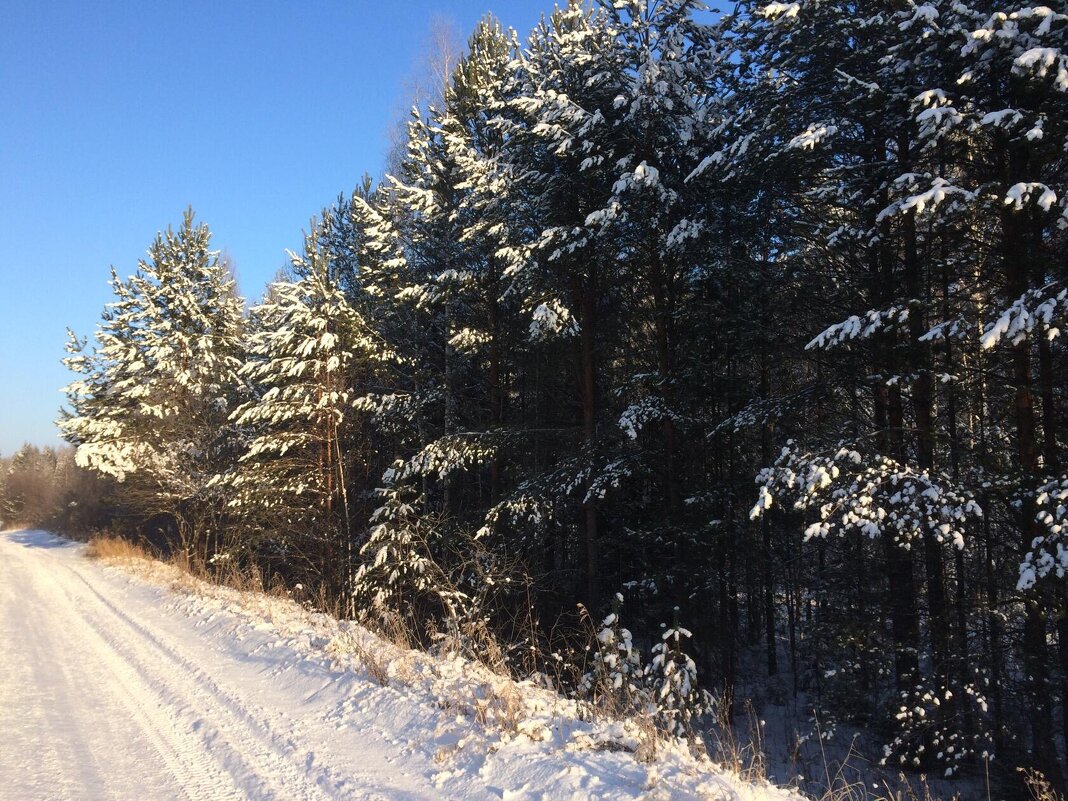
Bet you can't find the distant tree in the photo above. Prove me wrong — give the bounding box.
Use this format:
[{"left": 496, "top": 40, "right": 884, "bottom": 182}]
[
  {"left": 385, "top": 15, "right": 465, "bottom": 176},
  {"left": 0, "top": 444, "right": 115, "bottom": 535}
]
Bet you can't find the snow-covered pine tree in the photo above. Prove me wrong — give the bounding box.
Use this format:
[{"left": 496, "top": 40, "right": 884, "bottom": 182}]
[
  {"left": 585, "top": 0, "right": 732, "bottom": 668},
  {"left": 346, "top": 22, "right": 529, "bottom": 639},
  {"left": 937, "top": 3, "right": 1068, "bottom": 781},
  {"left": 478, "top": 0, "right": 631, "bottom": 611},
  {"left": 443, "top": 16, "right": 523, "bottom": 508},
  {"left": 60, "top": 209, "right": 243, "bottom": 559},
  {"left": 350, "top": 482, "right": 476, "bottom": 637},
  {"left": 221, "top": 223, "right": 389, "bottom": 601},
  {"left": 582, "top": 592, "right": 645, "bottom": 713},
  {"left": 646, "top": 608, "right": 712, "bottom": 739}
]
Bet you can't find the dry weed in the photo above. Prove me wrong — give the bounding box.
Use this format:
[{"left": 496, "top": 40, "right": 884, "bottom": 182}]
[
  {"left": 474, "top": 682, "right": 525, "bottom": 734},
  {"left": 707, "top": 696, "right": 768, "bottom": 784},
  {"left": 328, "top": 630, "right": 391, "bottom": 687},
  {"left": 633, "top": 707, "right": 661, "bottom": 764},
  {"left": 1021, "top": 769, "right": 1066, "bottom": 801},
  {"left": 84, "top": 534, "right": 152, "bottom": 562}
]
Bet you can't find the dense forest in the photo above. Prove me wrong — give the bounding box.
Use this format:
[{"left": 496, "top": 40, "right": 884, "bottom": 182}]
[{"left": 6, "top": 0, "right": 1065, "bottom": 794}]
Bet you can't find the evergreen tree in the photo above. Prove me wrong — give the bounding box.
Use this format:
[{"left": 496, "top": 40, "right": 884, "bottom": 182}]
[
  {"left": 219, "top": 224, "right": 389, "bottom": 598},
  {"left": 60, "top": 209, "right": 243, "bottom": 559}
]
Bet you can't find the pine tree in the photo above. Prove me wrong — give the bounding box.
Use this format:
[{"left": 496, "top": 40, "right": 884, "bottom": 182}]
[
  {"left": 60, "top": 209, "right": 243, "bottom": 559},
  {"left": 220, "top": 223, "right": 390, "bottom": 599}
]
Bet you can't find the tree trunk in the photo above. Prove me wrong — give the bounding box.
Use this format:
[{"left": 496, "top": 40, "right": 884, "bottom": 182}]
[
  {"left": 760, "top": 351, "right": 777, "bottom": 676},
  {"left": 903, "top": 203, "right": 950, "bottom": 710},
  {"left": 1003, "top": 156, "right": 1063, "bottom": 785},
  {"left": 489, "top": 290, "right": 502, "bottom": 504},
  {"left": 580, "top": 289, "right": 600, "bottom": 610},
  {"left": 1014, "top": 337, "right": 1061, "bottom": 784},
  {"left": 878, "top": 376, "right": 922, "bottom": 689}
]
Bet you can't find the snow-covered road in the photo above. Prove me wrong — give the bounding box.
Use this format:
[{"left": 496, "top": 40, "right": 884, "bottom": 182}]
[{"left": 0, "top": 530, "right": 448, "bottom": 801}]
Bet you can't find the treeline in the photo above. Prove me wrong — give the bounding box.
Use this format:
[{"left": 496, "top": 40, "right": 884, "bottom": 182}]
[
  {"left": 0, "top": 445, "right": 115, "bottom": 534},
  {"left": 58, "top": 0, "right": 1068, "bottom": 790}
]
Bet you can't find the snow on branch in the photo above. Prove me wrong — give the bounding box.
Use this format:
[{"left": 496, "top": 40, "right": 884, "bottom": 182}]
[
  {"left": 388, "top": 434, "right": 498, "bottom": 484},
  {"left": 877, "top": 176, "right": 974, "bottom": 222},
  {"left": 965, "top": 8, "right": 1068, "bottom": 91},
  {"left": 898, "top": 4, "right": 938, "bottom": 31},
  {"left": 1014, "top": 47, "right": 1068, "bottom": 91},
  {"left": 760, "top": 3, "right": 800, "bottom": 22},
  {"left": 787, "top": 123, "right": 838, "bottom": 151},
  {"left": 480, "top": 493, "right": 555, "bottom": 538},
  {"left": 913, "top": 91, "right": 963, "bottom": 141},
  {"left": 618, "top": 395, "right": 682, "bottom": 440},
  {"left": 751, "top": 441, "right": 980, "bottom": 550},
  {"left": 806, "top": 306, "right": 909, "bottom": 351},
  {"left": 980, "top": 283, "right": 1067, "bottom": 349},
  {"left": 584, "top": 458, "right": 634, "bottom": 504},
  {"left": 919, "top": 318, "right": 968, "bottom": 343},
  {"left": 1003, "top": 181, "right": 1058, "bottom": 212},
  {"left": 1019, "top": 477, "right": 1068, "bottom": 590},
  {"left": 529, "top": 299, "right": 579, "bottom": 341}
]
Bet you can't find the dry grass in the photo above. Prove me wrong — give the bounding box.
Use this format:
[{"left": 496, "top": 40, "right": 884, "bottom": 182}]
[
  {"left": 377, "top": 608, "right": 414, "bottom": 651},
  {"left": 84, "top": 534, "right": 299, "bottom": 615},
  {"left": 706, "top": 696, "right": 769, "bottom": 784},
  {"left": 333, "top": 630, "right": 391, "bottom": 686},
  {"left": 632, "top": 708, "right": 662, "bottom": 764},
  {"left": 209, "top": 559, "right": 265, "bottom": 595},
  {"left": 474, "top": 681, "right": 525, "bottom": 734},
  {"left": 797, "top": 742, "right": 965, "bottom": 801},
  {"left": 698, "top": 705, "right": 988, "bottom": 801},
  {"left": 326, "top": 625, "right": 420, "bottom": 689},
  {"left": 163, "top": 548, "right": 297, "bottom": 600},
  {"left": 84, "top": 534, "right": 153, "bottom": 562}
]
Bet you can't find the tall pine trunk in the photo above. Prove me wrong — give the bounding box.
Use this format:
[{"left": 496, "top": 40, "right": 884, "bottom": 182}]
[
  {"left": 580, "top": 288, "right": 600, "bottom": 609},
  {"left": 1002, "top": 145, "right": 1063, "bottom": 786}
]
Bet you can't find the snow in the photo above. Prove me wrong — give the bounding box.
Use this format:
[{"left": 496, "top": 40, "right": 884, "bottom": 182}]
[
  {"left": 1014, "top": 47, "right": 1068, "bottom": 90},
  {"left": 529, "top": 300, "right": 579, "bottom": 341},
  {"left": 785, "top": 124, "right": 836, "bottom": 151},
  {"left": 979, "top": 285, "right": 1067, "bottom": 349},
  {"left": 899, "top": 4, "right": 938, "bottom": 30},
  {"left": 760, "top": 3, "right": 800, "bottom": 21},
  {"left": 979, "top": 108, "right": 1023, "bottom": 128},
  {"left": 1003, "top": 181, "right": 1058, "bottom": 211},
  {"left": 0, "top": 530, "right": 804, "bottom": 801},
  {"left": 805, "top": 306, "right": 909, "bottom": 350},
  {"left": 877, "top": 177, "right": 973, "bottom": 221}
]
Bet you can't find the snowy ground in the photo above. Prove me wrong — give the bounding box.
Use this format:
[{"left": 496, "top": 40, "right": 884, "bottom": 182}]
[{"left": 0, "top": 530, "right": 803, "bottom": 801}]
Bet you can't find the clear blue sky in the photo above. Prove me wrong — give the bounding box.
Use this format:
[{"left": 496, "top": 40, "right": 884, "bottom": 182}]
[{"left": 0, "top": 0, "right": 547, "bottom": 456}]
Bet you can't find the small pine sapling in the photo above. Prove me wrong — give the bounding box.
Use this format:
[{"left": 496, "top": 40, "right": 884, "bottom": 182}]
[
  {"left": 645, "top": 607, "right": 712, "bottom": 739},
  {"left": 582, "top": 592, "right": 645, "bottom": 714}
]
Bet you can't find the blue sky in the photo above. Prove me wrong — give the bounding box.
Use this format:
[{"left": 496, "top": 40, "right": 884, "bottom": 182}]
[{"left": 0, "top": 0, "right": 547, "bottom": 456}]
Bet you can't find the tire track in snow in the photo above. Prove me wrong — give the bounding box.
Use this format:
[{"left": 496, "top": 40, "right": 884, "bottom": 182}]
[
  {"left": 0, "top": 553, "right": 79, "bottom": 801},
  {"left": 44, "top": 553, "right": 344, "bottom": 801},
  {"left": 9, "top": 537, "right": 246, "bottom": 801}
]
